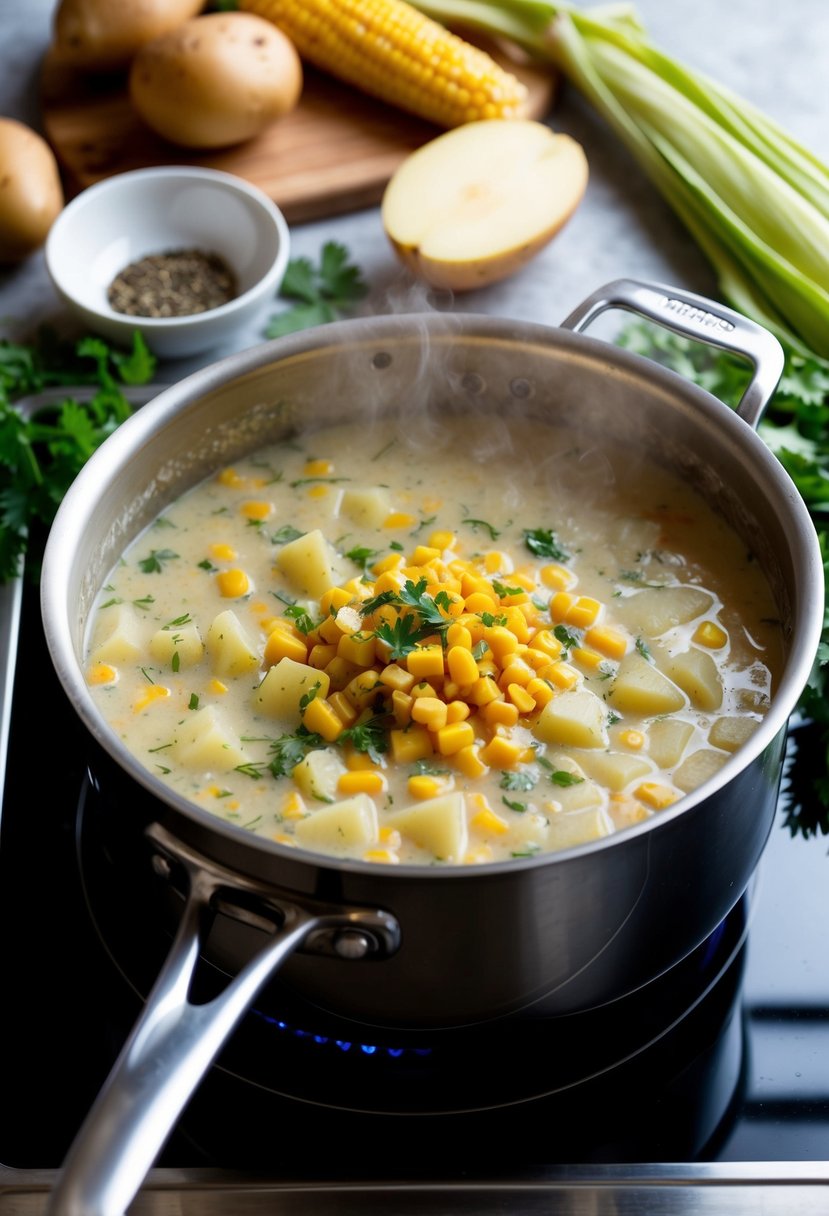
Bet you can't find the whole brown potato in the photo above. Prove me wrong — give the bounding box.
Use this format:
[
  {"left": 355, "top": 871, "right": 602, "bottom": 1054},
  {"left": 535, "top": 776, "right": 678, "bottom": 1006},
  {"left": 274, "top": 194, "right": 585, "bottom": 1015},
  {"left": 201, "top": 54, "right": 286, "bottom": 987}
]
[
  {"left": 129, "top": 12, "right": 303, "bottom": 149},
  {"left": 53, "top": 0, "right": 205, "bottom": 72},
  {"left": 0, "top": 118, "right": 64, "bottom": 264}
]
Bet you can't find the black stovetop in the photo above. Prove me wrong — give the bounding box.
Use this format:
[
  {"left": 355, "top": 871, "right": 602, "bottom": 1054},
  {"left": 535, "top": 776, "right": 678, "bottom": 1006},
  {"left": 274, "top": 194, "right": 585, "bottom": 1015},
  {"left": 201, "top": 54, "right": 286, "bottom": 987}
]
[{"left": 1, "top": 565, "right": 828, "bottom": 1186}]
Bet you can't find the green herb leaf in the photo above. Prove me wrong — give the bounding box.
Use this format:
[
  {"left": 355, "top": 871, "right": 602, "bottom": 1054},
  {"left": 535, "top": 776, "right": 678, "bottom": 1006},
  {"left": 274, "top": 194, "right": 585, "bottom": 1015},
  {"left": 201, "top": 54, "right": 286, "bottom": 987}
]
[
  {"left": 266, "top": 241, "right": 368, "bottom": 337},
  {"left": 523, "top": 527, "right": 568, "bottom": 561}
]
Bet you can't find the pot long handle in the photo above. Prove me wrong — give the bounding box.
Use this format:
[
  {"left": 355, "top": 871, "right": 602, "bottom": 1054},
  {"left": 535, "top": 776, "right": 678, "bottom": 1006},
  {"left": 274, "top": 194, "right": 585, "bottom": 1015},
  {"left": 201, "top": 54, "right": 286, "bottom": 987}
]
[
  {"left": 560, "top": 277, "right": 785, "bottom": 429},
  {"left": 47, "top": 823, "right": 400, "bottom": 1216}
]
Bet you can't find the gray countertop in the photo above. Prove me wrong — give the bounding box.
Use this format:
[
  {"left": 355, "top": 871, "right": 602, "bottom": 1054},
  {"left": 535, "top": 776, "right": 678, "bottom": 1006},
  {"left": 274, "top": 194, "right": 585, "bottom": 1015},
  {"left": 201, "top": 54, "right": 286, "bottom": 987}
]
[{"left": 1, "top": 1, "right": 828, "bottom": 371}]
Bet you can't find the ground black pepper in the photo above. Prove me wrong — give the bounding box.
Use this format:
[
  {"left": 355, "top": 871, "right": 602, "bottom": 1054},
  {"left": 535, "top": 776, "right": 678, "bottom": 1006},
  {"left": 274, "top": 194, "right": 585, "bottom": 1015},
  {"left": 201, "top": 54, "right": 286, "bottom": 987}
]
[{"left": 107, "top": 247, "right": 237, "bottom": 318}]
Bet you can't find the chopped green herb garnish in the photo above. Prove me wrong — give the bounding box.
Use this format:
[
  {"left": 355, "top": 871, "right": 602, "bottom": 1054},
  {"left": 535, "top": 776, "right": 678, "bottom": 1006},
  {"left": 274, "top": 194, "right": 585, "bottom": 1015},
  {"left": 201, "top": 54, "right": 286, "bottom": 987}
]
[
  {"left": 265, "top": 241, "right": 368, "bottom": 337},
  {"left": 272, "top": 525, "right": 304, "bottom": 545},
  {"left": 138, "top": 548, "right": 179, "bottom": 574},
  {"left": 500, "top": 770, "right": 537, "bottom": 792},
  {"left": 523, "top": 527, "right": 568, "bottom": 561}
]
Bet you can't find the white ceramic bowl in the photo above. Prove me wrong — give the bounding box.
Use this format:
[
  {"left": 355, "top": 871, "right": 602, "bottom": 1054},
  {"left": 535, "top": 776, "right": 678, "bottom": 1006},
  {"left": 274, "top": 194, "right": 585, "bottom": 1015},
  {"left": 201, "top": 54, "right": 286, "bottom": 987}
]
[{"left": 45, "top": 166, "right": 290, "bottom": 359}]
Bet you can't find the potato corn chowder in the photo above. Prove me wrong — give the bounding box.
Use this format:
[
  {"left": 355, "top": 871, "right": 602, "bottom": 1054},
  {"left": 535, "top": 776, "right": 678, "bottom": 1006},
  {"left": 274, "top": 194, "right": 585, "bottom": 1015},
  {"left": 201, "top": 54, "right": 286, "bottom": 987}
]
[{"left": 85, "top": 415, "right": 782, "bottom": 866}]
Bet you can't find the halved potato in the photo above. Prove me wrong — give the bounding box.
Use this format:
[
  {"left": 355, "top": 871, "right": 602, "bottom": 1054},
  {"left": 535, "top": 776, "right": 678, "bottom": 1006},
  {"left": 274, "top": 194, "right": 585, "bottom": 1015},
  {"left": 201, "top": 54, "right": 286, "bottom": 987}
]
[{"left": 381, "top": 120, "right": 588, "bottom": 292}]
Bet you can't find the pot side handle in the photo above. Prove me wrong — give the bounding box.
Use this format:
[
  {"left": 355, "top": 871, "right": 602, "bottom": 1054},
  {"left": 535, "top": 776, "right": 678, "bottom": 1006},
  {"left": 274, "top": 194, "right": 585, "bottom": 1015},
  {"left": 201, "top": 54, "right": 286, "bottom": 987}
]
[
  {"left": 46, "top": 823, "right": 400, "bottom": 1216},
  {"left": 560, "top": 278, "right": 785, "bottom": 429}
]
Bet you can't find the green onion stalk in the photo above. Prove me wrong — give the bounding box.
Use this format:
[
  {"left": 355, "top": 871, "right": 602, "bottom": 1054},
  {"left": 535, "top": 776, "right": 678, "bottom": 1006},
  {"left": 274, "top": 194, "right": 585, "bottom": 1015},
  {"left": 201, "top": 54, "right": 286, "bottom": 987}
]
[{"left": 415, "top": 0, "right": 829, "bottom": 360}]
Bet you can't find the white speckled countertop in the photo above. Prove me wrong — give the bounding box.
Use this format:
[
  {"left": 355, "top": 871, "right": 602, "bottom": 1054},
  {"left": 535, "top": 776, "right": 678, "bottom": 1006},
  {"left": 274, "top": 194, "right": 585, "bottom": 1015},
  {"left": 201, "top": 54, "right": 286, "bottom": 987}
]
[{"left": 1, "top": 1, "right": 827, "bottom": 378}]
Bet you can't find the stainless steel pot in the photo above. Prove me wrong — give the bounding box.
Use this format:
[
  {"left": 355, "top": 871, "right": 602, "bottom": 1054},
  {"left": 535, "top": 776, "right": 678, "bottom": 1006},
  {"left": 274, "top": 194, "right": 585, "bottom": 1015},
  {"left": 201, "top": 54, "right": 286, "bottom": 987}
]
[{"left": 40, "top": 280, "right": 823, "bottom": 1215}]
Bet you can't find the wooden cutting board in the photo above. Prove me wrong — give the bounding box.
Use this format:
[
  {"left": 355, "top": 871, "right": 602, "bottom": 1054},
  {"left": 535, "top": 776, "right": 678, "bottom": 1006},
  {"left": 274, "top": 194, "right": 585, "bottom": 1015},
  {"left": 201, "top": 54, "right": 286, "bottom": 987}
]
[{"left": 40, "top": 44, "right": 557, "bottom": 224}]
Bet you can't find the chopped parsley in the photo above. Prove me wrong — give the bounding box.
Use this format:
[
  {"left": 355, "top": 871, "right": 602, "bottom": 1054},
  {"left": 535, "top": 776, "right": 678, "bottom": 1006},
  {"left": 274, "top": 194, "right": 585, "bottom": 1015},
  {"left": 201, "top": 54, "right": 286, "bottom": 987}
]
[{"left": 523, "top": 527, "right": 568, "bottom": 561}]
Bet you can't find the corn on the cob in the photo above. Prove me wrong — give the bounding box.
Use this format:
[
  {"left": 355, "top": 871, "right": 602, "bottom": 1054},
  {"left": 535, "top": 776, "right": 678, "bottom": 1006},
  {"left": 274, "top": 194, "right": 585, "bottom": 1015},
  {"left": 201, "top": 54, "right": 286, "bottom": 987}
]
[{"left": 238, "top": 0, "right": 528, "bottom": 128}]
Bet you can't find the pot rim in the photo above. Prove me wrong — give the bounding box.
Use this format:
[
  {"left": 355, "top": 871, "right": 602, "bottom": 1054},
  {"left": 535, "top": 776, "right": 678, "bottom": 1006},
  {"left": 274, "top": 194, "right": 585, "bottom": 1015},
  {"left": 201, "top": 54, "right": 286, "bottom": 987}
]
[{"left": 40, "top": 310, "right": 824, "bottom": 879}]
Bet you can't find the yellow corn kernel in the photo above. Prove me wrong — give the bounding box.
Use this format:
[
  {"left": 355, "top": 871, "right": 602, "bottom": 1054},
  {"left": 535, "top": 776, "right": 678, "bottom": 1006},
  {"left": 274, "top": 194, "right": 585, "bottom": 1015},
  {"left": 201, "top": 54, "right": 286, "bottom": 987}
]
[
  {"left": 480, "top": 734, "right": 523, "bottom": 768},
  {"left": 526, "top": 676, "right": 555, "bottom": 708},
  {"left": 240, "top": 500, "right": 272, "bottom": 520},
  {"left": 410, "top": 680, "right": 437, "bottom": 699},
  {"left": 87, "top": 662, "right": 117, "bottom": 686},
  {"left": 328, "top": 690, "right": 358, "bottom": 726},
  {"left": 540, "top": 563, "right": 576, "bottom": 590},
  {"left": 636, "top": 782, "right": 680, "bottom": 810},
  {"left": 619, "top": 728, "right": 646, "bottom": 750},
  {"left": 484, "top": 625, "right": 519, "bottom": 662},
  {"left": 216, "top": 568, "right": 250, "bottom": 598},
  {"left": 482, "top": 550, "right": 510, "bottom": 574},
  {"left": 334, "top": 606, "right": 363, "bottom": 636},
  {"left": 445, "top": 699, "right": 471, "bottom": 723},
  {"left": 568, "top": 596, "right": 602, "bottom": 629},
  {"left": 209, "top": 541, "right": 236, "bottom": 562},
  {"left": 304, "top": 458, "right": 333, "bottom": 476},
  {"left": 316, "top": 586, "right": 351, "bottom": 617},
  {"left": 240, "top": 0, "right": 528, "bottom": 127},
  {"left": 209, "top": 678, "right": 228, "bottom": 695},
  {"left": 453, "top": 744, "right": 488, "bottom": 779},
  {"left": 543, "top": 661, "right": 581, "bottom": 690},
  {"left": 468, "top": 675, "right": 502, "bottom": 706},
  {"left": 379, "top": 826, "right": 402, "bottom": 848},
  {"left": 307, "top": 483, "right": 329, "bottom": 499},
  {"left": 391, "top": 688, "right": 413, "bottom": 727},
  {"left": 531, "top": 629, "right": 564, "bottom": 660},
  {"left": 272, "top": 833, "right": 295, "bottom": 846},
  {"left": 693, "top": 620, "right": 729, "bottom": 649},
  {"left": 550, "top": 591, "right": 576, "bottom": 622},
  {"left": 325, "top": 655, "right": 362, "bottom": 691},
  {"left": 363, "top": 848, "right": 400, "bottom": 865},
  {"left": 343, "top": 669, "right": 384, "bottom": 709},
  {"left": 384, "top": 511, "right": 417, "bottom": 529},
  {"left": 435, "top": 720, "right": 475, "bottom": 755},
  {"left": 337, "top": 631, "right": 377, "bottom": 667},
  {"left": 407, "top": 643, "right": 445, "bottom": 680},
  {"left": 501, "top": 607, "right": 530, "bottom": 642},
  {"left": 217, "top": 467, "right": 243, "bottom": 488},
  {"left": 317, "top": 614, "right": 343, "bottom": 645},
  {"left": 446, "top": 622, "right": 473, "bottom": 650},
  {"left": 411, "top": 695, "right": 448, "bottom": 732},
  {"left": 585, "top": 624, "right": 628, "bottom": 661},
  {"left": 371, "top": 569, "right": 406, "bottom": 597},
  {"left": 308, "top": 642, "right": 338, "bottom": 669},
  {"left": 379, "top": 663, "right": 416, "bottom": 693},
  {"left": 464, "top": 591, "right": 498, "bottom": 614},
  {"left": 408, "top": 774, "right": 443, "bottom": 800},
  {"left": 410, "top": 544, "right": 441, "bottom": 566},
  {"left": 372, "top": 552, "right": 405, "bottom": 575},
  {"left": 344, "top": 745, "right": 376, "bottom": 770},
  {"left": 429, "top": 529, "right": 455, "bottom": 551},
  {"left": 522, "top": 646, "right": 551, "bottom": 671},
  {"left": 447, "top": 644, "right": 479, "bottom": 687},
  {"left": 282, "top": 790, "right": 307, "bottom": 820},
  {"left": 390, "top": 725, "right": 433, "bottom": 764},
  {"left": 338, "top": 769, "right": 387, "bottom": 796},
  {"left": 264, "top": 628, "right": 308, "bottom": 666},
  {"left": 507, "top": 683, "right": 536, "bottom": 714},
  {"left": 303, "top": 696, "right": 345, "bottom": 742},
  {"left": 481, "top": 699, "right": 519, "bottom": 729},
  {"left": 498, "top": 657, "right": 534, "bottom": 687},
  {"left": 133, "top": 684, "right": 170, "bottom": 713},
  {"left": 572, "top": 646, "right": 604, "bottom": 670},
  {"left": 470, "top": 803, "right": 510, "bottom": 836}
]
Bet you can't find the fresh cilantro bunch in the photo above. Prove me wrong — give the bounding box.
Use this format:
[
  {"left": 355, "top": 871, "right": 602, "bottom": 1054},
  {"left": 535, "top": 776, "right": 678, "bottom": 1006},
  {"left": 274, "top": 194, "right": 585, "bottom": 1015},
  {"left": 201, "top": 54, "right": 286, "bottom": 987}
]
[
  {"left": 266, "top": 240, "right": 368, "bottom": 337},
  {"left": 618, "top": 322, "right": 829, "bottom": 838},
  {"left": 0, "top": 329, "right": 155, "bottom": 581}
]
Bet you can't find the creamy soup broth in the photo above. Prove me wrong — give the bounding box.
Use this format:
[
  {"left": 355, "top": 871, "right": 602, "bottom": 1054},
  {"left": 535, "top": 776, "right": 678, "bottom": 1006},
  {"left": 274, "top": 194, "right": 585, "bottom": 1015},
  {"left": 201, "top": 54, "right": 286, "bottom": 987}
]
[{"left": 85, "top": 414, "right": 783, "bottom": 865}]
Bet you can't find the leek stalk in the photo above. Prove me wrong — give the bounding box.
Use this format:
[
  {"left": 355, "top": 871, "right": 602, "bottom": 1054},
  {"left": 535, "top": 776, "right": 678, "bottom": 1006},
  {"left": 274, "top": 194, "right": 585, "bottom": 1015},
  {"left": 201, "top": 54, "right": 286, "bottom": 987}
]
[{"left": 414, "top": 0, "right": 829, "bottom": 358}]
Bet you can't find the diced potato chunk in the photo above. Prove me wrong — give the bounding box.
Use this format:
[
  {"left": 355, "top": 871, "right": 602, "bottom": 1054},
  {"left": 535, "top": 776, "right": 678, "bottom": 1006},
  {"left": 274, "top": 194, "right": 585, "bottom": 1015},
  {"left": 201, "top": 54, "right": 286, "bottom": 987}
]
[
  {"left": 386, "top": 792, "right": 468, "bottom": 863},
  {"left": 172, "top": 705, "right": 249, "bottom": 771},
  {"left": 673, "top": 748, "right": 730, "bottom": 793},
  {"left": 533, "top": 689, "right": 609, "bottom": 749},
  {"left": 508, "top": 810, "right": 552, "bottom": 853},
  {"left": 608, "top": 652, "right": 685, "bottom": 716},
  {"left": 708, "top": 716, "right": 759, "bottom": 753},
  {"left": 618, "top": 586, "right": 714, "bottom": 636},
  {"left": 253, "top": 657, "right": 331, "bottom": 722},
  {"left": 275, "top": 528, "right": 341, "bottom": 598},
  {"left": 88, "top": 603, "right": 144, "bottom": 665},
  {"left": 150, "top": 621, "right": 204, "bottom": 669},
  {"left": 547, "top": 805, "right": 614, "bottom": 850},
  {"left": 292, "top": 746, "right": 347, "bottom": 802},
  {"left": 576, "top": 751, "right": 655, "bottom": 792},
  {"left": 545, "top": 775, "right": 605, "bottom": 813},
  {"left": 293, "top": 794, "right": 379, "bottom": 854},
  {"left": 647, "top": 718, "right": 695, "bottom": 768},
  {"left": 339, "top": 487, "right": 392, "bottom": 530},
  {"left": 661, "top": 648, "right": 723, "bottom": 710},
  {"left": 206, "top": 609, "right": 259, "bottom": 678}
]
